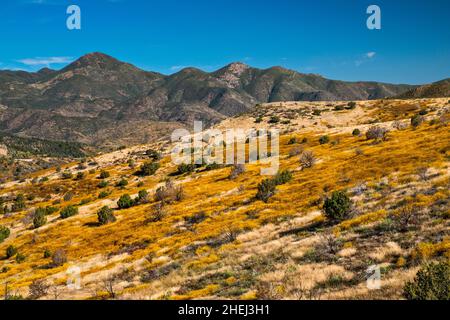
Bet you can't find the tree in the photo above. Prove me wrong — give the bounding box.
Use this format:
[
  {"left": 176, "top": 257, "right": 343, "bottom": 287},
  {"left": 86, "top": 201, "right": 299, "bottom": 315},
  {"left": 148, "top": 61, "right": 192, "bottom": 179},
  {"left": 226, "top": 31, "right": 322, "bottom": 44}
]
[
  {"left": 117, "top": 194, "right": 133, "bottom": 209},
  {"left": 352, "top": 128, "right": 361, "bottom": 136},
  {"left": 60, "top": 206, "right": 78, "bottom": 219},
  {"left": 97, "top": 206, "right": 116, "bottom": 225},
  {"left": 323, "top": 190, "right": 352, "bottom": 221},
  {"left": 403, "top": 262, "right": 449, "bottom": 300},
  {"left": 0, "top": 225, "right": 10, "bottom": 243}
]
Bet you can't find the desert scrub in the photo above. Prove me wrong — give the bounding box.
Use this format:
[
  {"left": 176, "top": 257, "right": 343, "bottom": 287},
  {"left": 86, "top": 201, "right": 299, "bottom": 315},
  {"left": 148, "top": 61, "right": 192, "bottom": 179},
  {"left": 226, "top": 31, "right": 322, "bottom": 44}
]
[
  {"left": 60, "top": 205, "right": 78, "bottom": 219},
  {"left": 323, "top": 190, "right": 352, "bottom": 221},
  {"left": 403, "top": 261, "right": 449, "bottom": 300}
]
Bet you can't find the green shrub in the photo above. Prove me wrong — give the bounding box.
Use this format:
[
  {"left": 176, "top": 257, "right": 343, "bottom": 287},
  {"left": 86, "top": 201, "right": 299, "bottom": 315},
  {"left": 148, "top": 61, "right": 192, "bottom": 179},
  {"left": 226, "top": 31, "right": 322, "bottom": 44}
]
[
  {"left": 137, "top": 162, "right": 160, "bottom": 176},
  {"left": 61, "top": 170, "right": 73, "bottom": 180},
  {"left": 60, "top": 206, "right": 78, "bottom": 219},
  {"left": 44, "top": 206, "right": 59, "bottom": 215},
  {"left": 334, "top": 105, "right": 345, "bottom": 111},
  {"left": 205, "top": 162, "right": 222, "bottom": 171},
  {"left": 352, "top": 129, "right": 361, "bottom": 136},
  {"left": 146, "top": 149, "right": 162, "bottom": 161},
  {"left": 75, "top": 172, "right": 85, "bottom": 180},
  {"left": 97, "top": 180, "right": 109, "bottom": 188},
  {"left": 254, "top": 116, "right": 263, "bottom": 123},
  {"left": 15, "top": 252, "right": 26, "bottom": 263},
  {"left": 256, "top": 179, "right": 277, "bottom": 203},
  {"left": 98, "top": 190, "right": 110, "bottom": 199},
  {"left": 135, "top": 190, "right": 149, "bottom": 204},
  {"left": 273, "top": 170, "right": 293, "bottom": 185},
  {"left": 99, "top": 170, "right": 110, "bottom": 179},
  {"left": 323, "top": 190, "right": 352, "bottom": 221},
  {"left": 43, "top": 249, "right": 52, "bottom": 259},
  {"left": 0, "top": 225, "right": 10, "bottom": 243},
  {"left": 319, "top": 135, "right": 330, "bottom": 145},
  {"left": 116, "top": 178, "right": 128, "bottom": 188},
  {"left": 176, "top": 163, "right": 196, "bottom": 175},
  {"left": 346, "top": 101, "right": 357, "bottom": 109},
  {"left": 287, "top": 137, "right": 298, "bottom": 145},
  {"left": 97, "top": 206, "right": 116, "bottom": 225},
  {"left": 117, "top": 194, "right": 133, "bottom": 209},
  {"left": 33, "top": 209, "right": 47, "bottom": 229},
  {"left": 268, "top": 116, "right": 280, "bottom": 124},
  {"left": 403, "top": 262, "right": 449, "bottom": 300},
  {"left": 6, "top": 245, "right": 17, "bottom": 258}
]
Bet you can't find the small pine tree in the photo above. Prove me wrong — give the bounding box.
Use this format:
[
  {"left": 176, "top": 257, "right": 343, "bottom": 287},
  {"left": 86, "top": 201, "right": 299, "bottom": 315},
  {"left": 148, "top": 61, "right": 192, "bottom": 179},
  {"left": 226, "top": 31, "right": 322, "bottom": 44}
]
[{"left": 323, "top": 190, "right": 352, "bottom": 221}]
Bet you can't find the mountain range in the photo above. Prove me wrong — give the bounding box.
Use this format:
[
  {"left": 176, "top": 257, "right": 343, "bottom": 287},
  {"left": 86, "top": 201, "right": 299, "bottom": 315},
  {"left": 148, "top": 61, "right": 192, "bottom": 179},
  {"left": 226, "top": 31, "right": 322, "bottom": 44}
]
[{"left": 0, "top": 52, "right": 446, "bottom": 149}]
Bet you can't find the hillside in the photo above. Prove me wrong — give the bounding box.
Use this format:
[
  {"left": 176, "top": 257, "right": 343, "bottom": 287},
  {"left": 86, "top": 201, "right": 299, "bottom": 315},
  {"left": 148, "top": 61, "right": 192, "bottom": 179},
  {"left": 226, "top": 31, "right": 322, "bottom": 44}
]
[
  {"left": 0, "top": 98, "right": 448, "bottom": 300},
  {"left": 396, "top": 78, "right": 450, "bottom": 99},
  {"left": 0, "top": 53, "right": 416, "bottom": 148}
]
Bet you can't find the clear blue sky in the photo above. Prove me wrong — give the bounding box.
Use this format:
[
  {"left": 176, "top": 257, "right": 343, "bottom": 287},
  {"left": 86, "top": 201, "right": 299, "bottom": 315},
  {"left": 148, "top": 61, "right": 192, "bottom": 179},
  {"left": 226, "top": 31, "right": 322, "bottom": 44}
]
[{"left": 1, "top": 0, "right": 449, "bottom": 84}]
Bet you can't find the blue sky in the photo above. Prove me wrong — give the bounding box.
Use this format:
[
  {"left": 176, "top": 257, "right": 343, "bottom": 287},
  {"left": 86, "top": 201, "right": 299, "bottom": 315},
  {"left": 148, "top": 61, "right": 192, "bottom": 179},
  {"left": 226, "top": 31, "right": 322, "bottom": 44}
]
[{"left": 1, "top": 0, "right": 449, "bottom": 84}]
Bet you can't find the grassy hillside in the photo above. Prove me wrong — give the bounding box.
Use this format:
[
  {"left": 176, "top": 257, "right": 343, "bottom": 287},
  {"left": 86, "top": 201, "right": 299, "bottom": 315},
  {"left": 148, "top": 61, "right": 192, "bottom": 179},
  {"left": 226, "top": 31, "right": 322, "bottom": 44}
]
[{"left": 0, "top": 98, "right": 448, "bottom": 300}]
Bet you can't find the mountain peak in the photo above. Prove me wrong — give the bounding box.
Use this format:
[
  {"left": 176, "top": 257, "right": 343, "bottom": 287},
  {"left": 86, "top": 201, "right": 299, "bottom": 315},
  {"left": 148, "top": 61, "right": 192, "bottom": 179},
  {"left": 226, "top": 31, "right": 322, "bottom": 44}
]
[{"left": 62, "top": 52, "right": 123, "bottom": 71}]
